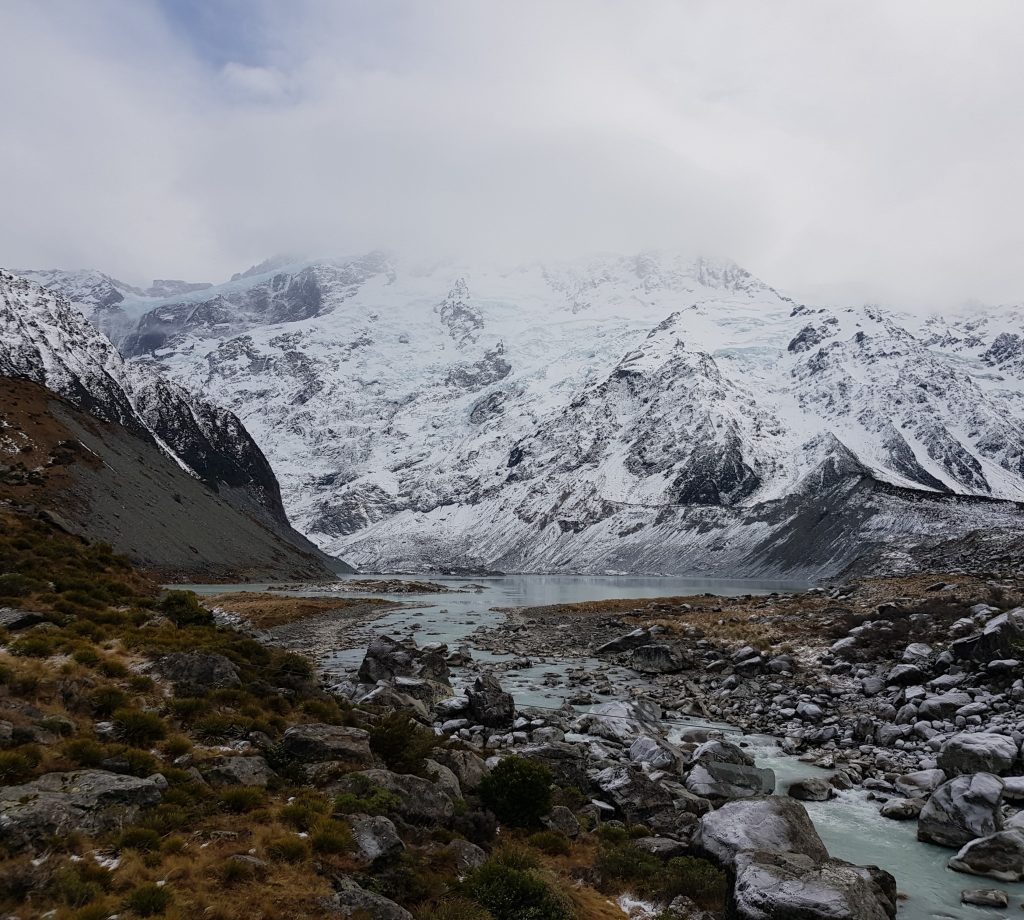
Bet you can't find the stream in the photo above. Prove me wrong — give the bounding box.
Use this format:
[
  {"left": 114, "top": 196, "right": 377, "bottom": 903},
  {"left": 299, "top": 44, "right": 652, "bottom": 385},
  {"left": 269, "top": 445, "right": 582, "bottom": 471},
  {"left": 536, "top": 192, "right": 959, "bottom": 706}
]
[{"left": 185, "top": 574, "right": 1024, "bottom": 919}]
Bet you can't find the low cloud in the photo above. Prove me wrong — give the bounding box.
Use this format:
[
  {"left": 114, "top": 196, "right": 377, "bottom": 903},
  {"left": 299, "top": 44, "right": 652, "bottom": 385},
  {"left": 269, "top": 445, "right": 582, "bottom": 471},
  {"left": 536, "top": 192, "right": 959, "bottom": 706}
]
[{"left": 2, "top": 0, "right": 1023, "bottom": 309}]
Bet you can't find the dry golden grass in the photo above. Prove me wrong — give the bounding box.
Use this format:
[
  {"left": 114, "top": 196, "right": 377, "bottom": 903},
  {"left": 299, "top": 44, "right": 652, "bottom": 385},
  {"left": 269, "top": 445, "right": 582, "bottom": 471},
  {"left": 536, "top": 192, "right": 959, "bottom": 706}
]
[{"left": 203, "top": 592, "right": 399, "bottom": 629}]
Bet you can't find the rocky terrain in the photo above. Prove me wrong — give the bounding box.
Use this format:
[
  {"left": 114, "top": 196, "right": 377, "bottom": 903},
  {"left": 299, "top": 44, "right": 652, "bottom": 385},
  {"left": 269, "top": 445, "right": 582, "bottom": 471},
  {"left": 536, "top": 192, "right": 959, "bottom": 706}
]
[
  {"left": 0, "top": 271, "right": 349, "bottom": 579},
  {"left": 27, "top": 252, "right": 1024, "bottom": 577}
]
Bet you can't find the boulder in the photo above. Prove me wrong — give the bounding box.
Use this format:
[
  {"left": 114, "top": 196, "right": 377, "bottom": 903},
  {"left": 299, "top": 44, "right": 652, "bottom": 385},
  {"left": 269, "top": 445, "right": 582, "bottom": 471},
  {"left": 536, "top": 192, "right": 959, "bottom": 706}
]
[
  {"left": 324, "top": 878, "right": 413, "bottom": 919},
  {"left": 595, "top": 627, "right": 656, "bottom": 654},
  {"left": 938, "top": 733, "right": 1019, "bottom": 777},
  {"left": 629, "top": 736, "right": 679, "bottom": 770},
  {"left": 0, "top": 770, "right": 162, "bottom": 850},
  {"left": 948, "top": 829, "right": 1024, "bottom": 882},
  {"left": 960, "top": 888, "right": 1009, "bottom": 908},
  {"left": 629, "top": 643, "right": 687, "bottom": 674},
  {"left": 446, "top": 837, "right": 486, "bottom": 871},
  {"left": 423, "top": 759, "right": 461, "bottom": 801},
  {"left": 281, "top": 724, "right": 372, "bottom": 765},
  {"left": 894, "top": 769, "right": 946, "bottom": 798},
  {"left": 685, "top": 761, "right": 775, "bottom": 800},
  {"left": 917, "top": 773, "right": 1004, "bottom": 848},
  {"left": 358, "top": 635, "right": 450, "bottom": 686},
  {"left": 951, "top": 608, "right": 1024, "bottom": 663},
  {"left": 732, "top": 850, "right": 897, "bottom": 920},
  {"left": 787, "top": 778, "right": 834, "bottom": 802},
  {"left": 575, "top": 699, "right": 663, "bottom": 745},
  {"left": 0, "top": 607, "right": 46, "bottom": 631},
  {"left": 348, "top": 813, "right": 405, "bottom": 863},
  {"left": 153, "top": 652, "right": 240, "bottom": 694},
  {"left": 880, "top": 799, "right": 922, "bottom": 820},
  {"left": 332, "top": 770, "right": 454, "bottom": 824},
  {"left": 467, "top": 673, "right": 515, "bottom": 727},
  {"left": 516, "top": 742, "right": 589, "bottom": 791},
  {"left": 918, "top": 692, "right": 972, "bottom": 721},
  {"left": 696, "top": 796, "right": 828, "bottom": 871},
  {"left": 430, "top": 748, "right": 489, "bottom": 791},
  {"left": 543, "top": 805, "right": 581, "bottom": 838},
  {"left": 201, "top": 755, "right": 276, "bottom": 788},
  {"left": 594, "top": 765, "right": 676, "bottom": 831}
]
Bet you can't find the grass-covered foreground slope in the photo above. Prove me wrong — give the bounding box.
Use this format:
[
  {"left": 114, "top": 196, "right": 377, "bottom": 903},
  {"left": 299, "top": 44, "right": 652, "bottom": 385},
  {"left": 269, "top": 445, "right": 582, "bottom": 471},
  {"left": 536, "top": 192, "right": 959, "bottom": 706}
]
[{"left": 0, "top": 512, "right": 725, "bottom": 920}]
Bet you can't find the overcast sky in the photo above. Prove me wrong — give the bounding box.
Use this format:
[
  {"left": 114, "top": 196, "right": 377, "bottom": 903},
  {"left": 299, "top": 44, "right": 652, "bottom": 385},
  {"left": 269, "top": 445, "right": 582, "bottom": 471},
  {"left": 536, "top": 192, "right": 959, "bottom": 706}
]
[{"left": 2, "top": 1, "right": 1023, "bottom": 309}]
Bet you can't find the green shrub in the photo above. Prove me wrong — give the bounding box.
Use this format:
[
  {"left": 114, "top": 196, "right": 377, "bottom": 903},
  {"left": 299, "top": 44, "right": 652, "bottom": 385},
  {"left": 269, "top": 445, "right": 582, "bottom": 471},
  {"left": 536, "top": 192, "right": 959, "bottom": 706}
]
[
  {"left": 0, "top": 572, "right": 48, "bottom": 597},
  {"left": 52, "top": 862, "right": 111, "bottom": 907},
  {"left": 90, "top": 684, "right": 129, "bottom": 713},
  {"left": 220, "top": 859, "right": 256, "bottom": 885},
  {"left": 527, "top": 830, "right": 571, "bottom": 856},
  {"left": 9, "top": 635, "right": 56, "bottom": 658},
  {"left": 369, "top": 711, "right": 436, "bottom": 777},
  {"left": 126, "top": 882, "right": 172, "bottom": 916},
  {"left": 0, "top": 748, "right": 40, "bottom": 783},
  {"left": 420, "top": 899, "right": 495, "bottom": 920},
  {"left": 72, "top": 903, "right": 114, "bottom": 920},
  {"left": 310, "top": 819, "right": 352, "bottom": 854},
  {"left": 71, "top": 646, "right": 102, "bottom": 668},
  {"left": 301, "top": 697, "right": 345, "bottom": 723},
  {"left": 462, "top": 860, "right": 573, "bottom": 920},
  {"left": 280, "top": 793, "right": 332, "bottom": 831},
  {"left": 118, "top": 826, "right": 162, "bottom": 852},
  {"left": 333, "top": 776, "right": 402, "bottom": 816},
  {"left": 157, "top": 591, "right": 212, "bottom": 627},
  {"left": 217, "top": 786, "right": 266, "bottom": 813},
  {"left": 655, "top": 856, "right": 727, "bottom": 906},
  {"left": 112, "top": 708, "right": 167, "bottom": 746},
  {"left": 266, "top": 836, "right": 310, "bottom": 863},
  {"left": 63, "top": 738, "right": 106, "bottom": 768},
  {"left": 479, "top": 757, "right": 552, "bottom": 828},
  {"left": 162, "top": 734, "right": 192, "bottom": 757}
]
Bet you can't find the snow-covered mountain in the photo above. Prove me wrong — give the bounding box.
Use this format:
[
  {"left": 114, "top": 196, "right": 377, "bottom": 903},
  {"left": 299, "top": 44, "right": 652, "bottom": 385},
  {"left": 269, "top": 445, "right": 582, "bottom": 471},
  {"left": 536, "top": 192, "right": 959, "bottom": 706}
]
[{"left": 28, "top": 253, "right": 1024, "bottom": 576}]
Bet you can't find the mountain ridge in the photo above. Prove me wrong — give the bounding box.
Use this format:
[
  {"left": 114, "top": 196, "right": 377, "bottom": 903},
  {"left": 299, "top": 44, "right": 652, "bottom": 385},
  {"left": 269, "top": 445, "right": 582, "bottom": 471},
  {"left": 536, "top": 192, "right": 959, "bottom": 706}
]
[{"left": 25, "top": 253, "right": 1024, "bottom": 576}]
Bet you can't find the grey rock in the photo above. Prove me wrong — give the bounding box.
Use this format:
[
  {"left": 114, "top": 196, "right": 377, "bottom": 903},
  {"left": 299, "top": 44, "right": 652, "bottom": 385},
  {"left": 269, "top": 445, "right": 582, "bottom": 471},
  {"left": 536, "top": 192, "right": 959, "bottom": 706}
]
[
  {"left": 281, "top": 724, "right": 372, "bottom": 765},
  {"left": 575, "top": 699, "right": 663, "bottom": 745},
  {"left": 630, "top": 643, "right": 687, "bottom": 674},
  {"left": 430, "top": 748, "right": 489, "bottom": 791},
  {"left": 880, "top": 798, "right": 922, "bottom": 820},
  {"left": 543, "top": 805, "right": 581, "bottom": 838},
  {"left": 696, "top": 796, "right": 829, "bottom": 871},
  {"left": 423, "top": 759, "right": 461, "bottom": 801},
  {"left": 938, "top": 733, "right": 1019, "bottom": 777},
  {"left": 446, "top": 837, "right": 486, "bottom": 871},
  {"left": 0, "top": 770, "right": 162, "bottom": 850},
  {"left": 629, "top": 735, "right": 679, "bottom": 770},
  {"left": 358, "top": 634, "right": 450, "bottom": 686},
  {"left": 918, "top": 773, "right": 1004, "bottom": 848},
  {"left": 732, "top": 850, "right": 897, "bottom": 920},
  {"left": 348, "top": 813, "right": 405, "bottom": 863},
  {"left": 787, "top": 778, "right": 834, "bottom": 802},
  {"left": 918, "top": 692, "right": 972, "bottom": 721},
  {"left": 324, "top": 878, "right": 414, "bottom": 919},
  {"left": 895, "top": 768, "right": 946, "bottom": 798},
  {"left": 634, "top": 836, "right": 689, "bottom": 858},
  {"left": 595, "top": 628, "right": 655, "bottom": 654},
  {"left": 153, "top": 652, "right": 240, "bottom": 694},
  {"left": 331, "top": 769, "right": 454, "bottom": 824},
  {"left": 948, "top": 829, "right": 1024, "bottom": 882},
  {"left": 0, "top": 607, "right": 46, "bottom": 631},
  {"left": 467, "top": 673, "right": 515, "bottom": 727},
  {"left": 685, "top": 761, "right": 775, "bottom": 800},
  {"left": 960, "top": 888, "right": 1009, "bottom": 908},
  {"left": 594, "top": 765, "right": 676, "bottom": 831},
  {"left": 201, "top": 755, "right": 276, "bottom": 788}
]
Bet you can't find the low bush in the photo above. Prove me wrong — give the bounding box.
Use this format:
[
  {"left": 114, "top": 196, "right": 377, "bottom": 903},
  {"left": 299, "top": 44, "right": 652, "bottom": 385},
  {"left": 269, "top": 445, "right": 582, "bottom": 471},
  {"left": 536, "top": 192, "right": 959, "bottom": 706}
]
[
  {"left": 112, "top": 708, "right": 166, "bottom": 747},
  {"left": 527, "top": 830, "right": 571, "bottom": 856},
  {"left": 419, "top": 897, "right": 496, "bottom": 920},
  {"left": 310, "top": 819, "right": 352, "bottom": 854},
  {"left": 0, "top": 747, "right": 41, "bottom": 783},
  {"left": 462, "top": 859, "right": 573, "bottom": 920},
  {"left": 157, "top": 591, "right": 212, "bottom": 627},
  {"left": 118, "top": 826, "right": 162, "bottom": 852},
  {"left": 266, "top": 836, "right": 310, "bottom": 863},
  {"left": 125, "top": 883, "right": 172, "bottom": 916},
  {"left": 479, "top": 757, "right": 553, "bottom": 828},
  {"left": 217, "top": 786, "right": 266, "bottom": 813},
  {"left": 369, "top": 711, "right": 436, "bottom": 777}
]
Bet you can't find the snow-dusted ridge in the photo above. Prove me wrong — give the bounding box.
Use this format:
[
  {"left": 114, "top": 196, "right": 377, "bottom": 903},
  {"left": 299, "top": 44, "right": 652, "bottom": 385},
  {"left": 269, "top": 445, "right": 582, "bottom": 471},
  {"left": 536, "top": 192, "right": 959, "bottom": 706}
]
[{"left": 26, "top": 253, "right": 1024, "bottom": 576}]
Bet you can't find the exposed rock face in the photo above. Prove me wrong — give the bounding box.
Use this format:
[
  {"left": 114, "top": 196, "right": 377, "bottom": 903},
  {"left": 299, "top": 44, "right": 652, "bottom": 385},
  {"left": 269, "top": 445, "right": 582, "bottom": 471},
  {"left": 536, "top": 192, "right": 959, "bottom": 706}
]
[
  {"left": 324, "top": 877, "right": 414, "bottom": 920},
  {"left": 153, "top": 653, "right": 241, "bottom": 695},
  {"left": 0, "top": 770, "right": 163, "bottom": 850},
  {"left": 594, "top": 765, "right": 679, "bottom": 833},
  {"left": 918, "top": 773, "right": 1004, "bottom": 848},
  {"left": 787, "top": 777, "right": 834, "bottom": 802},
  {"left": 280, "top": 724, "right": 372, "bottom": 765},
  {"left": 358, "top": 635, "right": 450, "bottom": 686},
  {"left": 938, "top": 733, "right": 1019, "bottom": 776},
  {"left": 629, "top": 643, "right": 689, "bottom": 674},
  {"left": 732, "top": 850, "right": 897, "bottom": 920},
  {"left": 696, "top": 796, "right": 829, "bottom": 871},
  {"left": 949, "top": 830, "right": 1024, "bottom": 882}
]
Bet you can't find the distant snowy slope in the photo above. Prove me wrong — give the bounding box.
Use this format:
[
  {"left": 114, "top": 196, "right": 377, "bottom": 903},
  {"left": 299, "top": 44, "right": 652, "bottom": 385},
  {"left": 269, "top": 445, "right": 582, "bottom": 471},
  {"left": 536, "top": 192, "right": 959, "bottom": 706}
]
[{"left": 32, "top": 252, "right": 1024, "bottom": 575}]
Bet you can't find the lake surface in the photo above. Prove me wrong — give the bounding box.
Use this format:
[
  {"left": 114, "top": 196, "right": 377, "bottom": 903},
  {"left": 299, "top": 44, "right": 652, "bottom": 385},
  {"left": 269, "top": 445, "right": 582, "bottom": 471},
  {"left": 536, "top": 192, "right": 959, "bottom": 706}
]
[{"left": 180, "top": 573, "right": 1014, "bottom": 918}]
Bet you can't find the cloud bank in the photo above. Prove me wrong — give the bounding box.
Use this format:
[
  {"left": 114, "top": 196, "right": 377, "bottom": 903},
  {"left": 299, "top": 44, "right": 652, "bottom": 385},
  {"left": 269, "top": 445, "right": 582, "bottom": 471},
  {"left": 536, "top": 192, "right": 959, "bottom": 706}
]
[{"left": 2, "top": 0, "right": 1023, "bottom": 308}]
